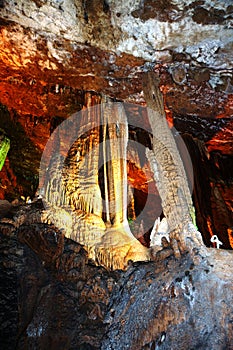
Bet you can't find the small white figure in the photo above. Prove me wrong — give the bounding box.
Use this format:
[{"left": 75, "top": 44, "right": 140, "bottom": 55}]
[
  {"left": 150, "top": 217, "right": 169, "bottom": 247},
  {"left": 210, "top": 235, "right": 223, "bottom": 249}
]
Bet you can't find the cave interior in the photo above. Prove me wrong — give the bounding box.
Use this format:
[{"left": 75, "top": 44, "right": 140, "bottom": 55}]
[{"left": 0, "top": 1, "right": 233, "bottom": 349}]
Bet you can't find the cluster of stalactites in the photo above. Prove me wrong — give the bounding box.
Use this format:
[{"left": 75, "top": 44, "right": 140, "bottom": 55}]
[
  {"left": 42, "top": 99, "right": 149, "bottom": 269},
  {"left": 61, "top": 101, "right": 130, "bottom": 227}
]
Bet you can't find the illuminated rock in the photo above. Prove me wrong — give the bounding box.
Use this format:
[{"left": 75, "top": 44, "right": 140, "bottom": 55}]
[
  {"left": 41, "top": 100, "right": 150, "bottom": 269},
  {"left": 41, "top": 74, "right": 207, "bottom": 268},
  {"left": 144, "top": 72, "right": 204, "bottom": 257},
  {"left": 0, "top": 0, "right": 232, "bottom": 259}
]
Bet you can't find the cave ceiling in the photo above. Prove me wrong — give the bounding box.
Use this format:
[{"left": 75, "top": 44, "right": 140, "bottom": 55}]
[
  {"left": 0, "top": 0, "right": 232, "bottom": 248},
  {"left": 0, "top": 0, "right": 232, "bottom": 115},
  {"left": 0, "top": 0, "right": 232, "bottom": 151}
]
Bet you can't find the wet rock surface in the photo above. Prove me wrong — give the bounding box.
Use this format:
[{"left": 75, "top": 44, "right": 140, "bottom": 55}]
[{"left": 0, "top": 203, "right": 233, "bottom": 349}]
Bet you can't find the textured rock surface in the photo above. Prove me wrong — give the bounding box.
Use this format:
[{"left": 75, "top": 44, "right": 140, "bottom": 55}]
[
  {"left": 102, "top": 248, "right": 233, "bottom": 350},
  {"left": 0, "top": 203, "right": 233, "bottom": 349},
  {"left": 0, "top": 0, "right": 232, "bottom": 108},
  {"left": 0, "top": 0, "right": 232, "bottom": 112}
]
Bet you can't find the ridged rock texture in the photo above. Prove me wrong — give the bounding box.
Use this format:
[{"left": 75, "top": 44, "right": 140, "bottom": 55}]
[{"left": 0, "top": 1, "right": 233, "bottom": 349}]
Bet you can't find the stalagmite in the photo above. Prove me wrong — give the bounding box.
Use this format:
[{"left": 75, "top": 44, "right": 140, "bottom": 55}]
[
  {"left": 143, "top": 72, "right": 204, "bottom": 256},
  {"left": 100, "top": 101, "right": 130, "bottom": 230}
]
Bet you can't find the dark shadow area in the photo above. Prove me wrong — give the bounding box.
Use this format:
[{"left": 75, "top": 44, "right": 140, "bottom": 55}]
[
  {"left": 182, "top": 133, "right": 233, "bottom": 249},
  {"left": 173, "top": 114, "right": 231, "bottom": 142},
  {"left": 0, "top": 104, "right": 41, "bottom": 200}
]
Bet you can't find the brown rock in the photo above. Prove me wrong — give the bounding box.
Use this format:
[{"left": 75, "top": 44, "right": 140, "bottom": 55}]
[{"left": 0, "top": 199, "right": 12, "bottom": 218}]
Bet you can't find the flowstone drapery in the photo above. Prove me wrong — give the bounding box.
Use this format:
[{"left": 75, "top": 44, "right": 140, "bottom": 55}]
[{"left": 40, "top": 97, "right": 149, "bottom": 270}]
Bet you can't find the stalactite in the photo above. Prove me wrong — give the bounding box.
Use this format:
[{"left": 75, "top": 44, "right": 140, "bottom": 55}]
[
  {"left": 101, "top": 101, "right": 130, "bottom": 230},
  {"left": 102, "top": 116, "right": 110, "bottom": 223},
  {"left": 94, "top": 101, "right": 149, "bottom": 269},
  {"left": 63, "top": 103, "right": 103, "bottom": 219},
  {"left": 42, "top": 96, "right": 150, "bottom": 269}
]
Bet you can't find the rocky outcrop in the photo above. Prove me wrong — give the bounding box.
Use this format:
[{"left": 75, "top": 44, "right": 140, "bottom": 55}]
[
  {"left": 0, "top": 201, "right": 120, "bottom": 349},
  {"left": 102, "top": 248, "right": 233, "bottom": 350},
  {"left": 0, "top": 202, "right": 233, "bottom": 349}
]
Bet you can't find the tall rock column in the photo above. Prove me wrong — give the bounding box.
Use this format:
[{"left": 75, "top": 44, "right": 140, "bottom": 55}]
[
  {"left": 94, "top": 101, "right": 150, "bottom": 269},
  {"left": 143, "top": 72, "right": 204, "bottom": 257}
]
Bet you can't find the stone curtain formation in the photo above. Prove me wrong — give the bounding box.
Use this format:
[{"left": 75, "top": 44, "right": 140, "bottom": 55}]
[{"left": 40, "top": 98, "right": 149, "bottom": 270}]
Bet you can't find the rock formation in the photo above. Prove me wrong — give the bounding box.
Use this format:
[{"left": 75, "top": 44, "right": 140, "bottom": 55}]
[
  {"left": 0, "top": 0, "right": 233, "bottom": 349},
  {"left": 38, "top": 70, "right": 205, "bottom": 269},
  {"left": 40, "top": 97, "right": 150, "bottom": 269}
]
